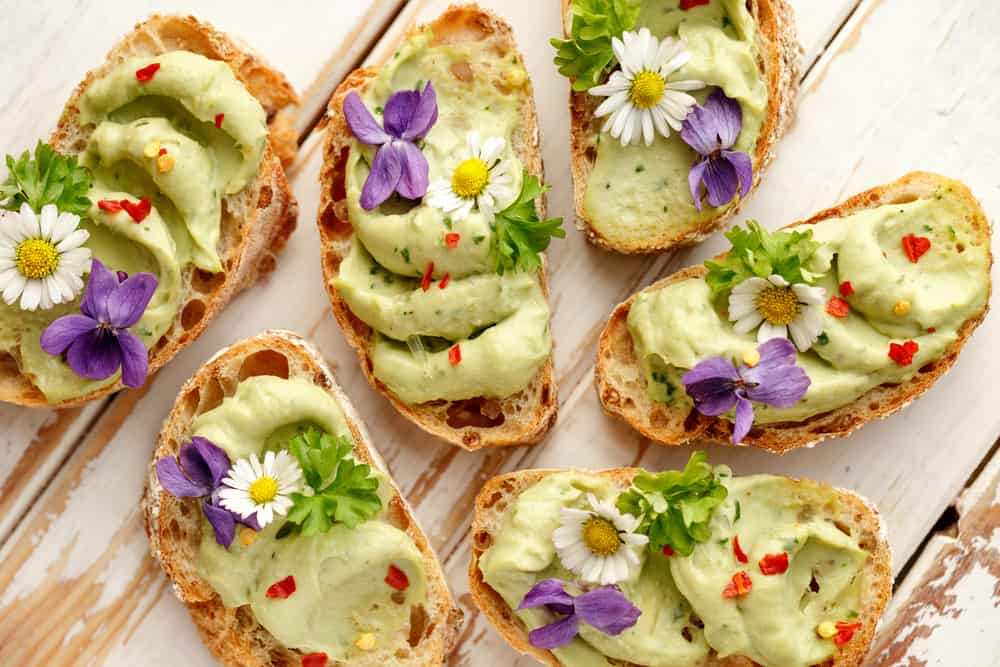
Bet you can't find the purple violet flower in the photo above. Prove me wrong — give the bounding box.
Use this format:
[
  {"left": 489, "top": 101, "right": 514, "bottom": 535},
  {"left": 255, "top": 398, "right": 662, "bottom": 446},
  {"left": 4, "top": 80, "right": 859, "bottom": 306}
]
[
  {"left": 40, "top": 258, "right": 157, "bottom": 387},
  {"left": 680, "top": 89, "right": 753, "bottom": 211},
  {"left": 155, "top": 436, "right": 259, "bottom": 548},
  {"left": 682, "top": 338, "right": 810, "bottom": 444},
  {"left": 518, "top": 578, "right": 641, "bottom": 650},
  {"left": 344, "top": 81, "right": 438, "bottom": 210}
]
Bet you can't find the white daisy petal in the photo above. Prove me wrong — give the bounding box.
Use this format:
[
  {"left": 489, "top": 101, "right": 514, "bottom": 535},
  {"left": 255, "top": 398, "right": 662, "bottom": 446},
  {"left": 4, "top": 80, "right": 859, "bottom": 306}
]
[
  {"left": 733, "top": 312, "right": 765, "bottom": 334},
  {"left": 20, "top": 280, "right": 42, "bottom": 311},
  {"left": 758, "top": 321, "right": 788, "bottom": 343},
  {"left": 792, "top": 283, "right": 826, "bottom": 305},
  {"left": 767, "top": 274, "right": 790, "bottom": 287}
]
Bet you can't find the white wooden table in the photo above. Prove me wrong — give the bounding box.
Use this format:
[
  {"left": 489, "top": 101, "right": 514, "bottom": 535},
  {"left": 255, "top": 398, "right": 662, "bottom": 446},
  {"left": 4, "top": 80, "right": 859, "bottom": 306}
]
[{"left": 0, "top": 1, "right": 997, "bottom": 665}]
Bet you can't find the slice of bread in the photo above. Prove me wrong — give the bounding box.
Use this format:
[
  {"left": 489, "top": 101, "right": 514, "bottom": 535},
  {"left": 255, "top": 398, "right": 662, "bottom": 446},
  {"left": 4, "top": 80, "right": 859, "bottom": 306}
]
[
  {"left": 317, "top": 5, "right": 557, "bottom": 451},
  {"left": 469, "top": 467, "right": 892, "bottom": 667},
  {"left": 565, "top": 0, "right": 801, "bottom": 253},
  {"left": 143, "top": 330, "right": 463, "bottom": 666},
  {"left": 597, "top": 172, "right": 993, "bottom": 452},
  {"left": 0, "top": 14, "right": 300, "bottom": 408}
]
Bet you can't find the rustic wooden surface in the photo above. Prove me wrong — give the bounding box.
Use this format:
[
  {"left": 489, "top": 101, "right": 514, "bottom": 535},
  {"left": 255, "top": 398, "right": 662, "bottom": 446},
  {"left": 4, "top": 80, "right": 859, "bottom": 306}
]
[{"left": 0, "top": 0, "right": 997, "bottom": 665}]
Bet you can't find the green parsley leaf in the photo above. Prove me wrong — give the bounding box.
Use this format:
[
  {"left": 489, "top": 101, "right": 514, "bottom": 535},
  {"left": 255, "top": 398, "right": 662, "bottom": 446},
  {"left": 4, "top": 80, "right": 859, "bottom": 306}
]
[
  {"left": 704, "top": 220, "right": 819, "bottom": 298},
  {"left": 1, "top": 141, "right": 93, "bottom": 216},
  {"left": 285, "top": 428, "right": 382, "bottom": 536},
  {"left": 550, "top": 0, "right": 641, "bottom": 91},
  {"left": 616, "top": 451, "right": 728, "bottom": 557},
  {"left": 492, "top": 170, "right": 565, "bottom": 274}
]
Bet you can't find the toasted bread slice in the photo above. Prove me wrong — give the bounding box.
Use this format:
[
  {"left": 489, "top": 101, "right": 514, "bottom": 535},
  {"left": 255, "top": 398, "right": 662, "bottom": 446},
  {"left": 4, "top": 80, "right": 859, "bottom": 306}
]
[
  {"left": 143, "top": 330, "right": 463, "bottom": 666},
  {"left": 566, "top": 0, "right": 801, "bottom": 253},
  {"left": 317, "top": 5, "right": 557, "bottom": 451},
  {"left": 469, "top": 467, "right": 892, "bottom": 667},
  {"left": 0, "top": 14, "right": 300, "bottom": 407},
  {"left": 597, "top": 172, "right": 993, "bottom": 452}
]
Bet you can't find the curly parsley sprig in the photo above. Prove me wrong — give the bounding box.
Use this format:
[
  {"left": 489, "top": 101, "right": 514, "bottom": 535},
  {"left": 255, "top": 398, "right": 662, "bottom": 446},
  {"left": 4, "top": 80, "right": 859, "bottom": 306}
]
[
  {"left": 704, "top": 221, "right": 820, "bottom": 298},
  {"left": 0, "top": 141, "right": 93, "bottom": 216},
  {"left": 551, "top": 0, "right": 641, "bottom": 92},
  {"left": 492, "top": 170, "right": 565, "bottom": 275}
]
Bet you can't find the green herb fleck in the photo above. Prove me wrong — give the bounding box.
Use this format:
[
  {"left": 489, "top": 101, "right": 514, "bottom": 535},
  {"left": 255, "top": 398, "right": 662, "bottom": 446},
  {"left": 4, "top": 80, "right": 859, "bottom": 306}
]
[
  {"left": 947, "top": 225, "right": 957, "bottom": 239},
  {"left": 473, "top": 235, "right": 486, "bottom": 245},
  {"left": 1, "top": 141, "right": 93, "bottom": 216},
  {"left": 551, "top": 0, "right": 641, "bottom": 91},
  {"left": 735, "top": 500, "right": 741, "bottom": 522},
  {"left": 923, "top": 224, "right": 933, "bottom": 232},
  {"left": 704, "top": 221, "right": 820, "bottom": 298},
  {"left": 492, "top": 170, "right": 565, "bottom": 274},
  {"left": 635, "top": 164, "right": 645, "bottom": 173},
  {"left": 817, "top": 332, "right": 829, "bottom": 345},
  {"left": 374, "top": 105, "right": 384, "bottom": 115},
  {"left": 400, "top": 247, "right": 411, "bottom": 263},
  {"left": 443, "top": 217, "right": 453, "bottom": 230}
]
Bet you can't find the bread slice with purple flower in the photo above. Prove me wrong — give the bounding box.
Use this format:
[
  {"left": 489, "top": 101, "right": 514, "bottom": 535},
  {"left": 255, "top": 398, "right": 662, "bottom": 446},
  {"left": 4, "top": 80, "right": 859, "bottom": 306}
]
[{"left": 597, "top": 172, "right": 992, "bottom": 451}]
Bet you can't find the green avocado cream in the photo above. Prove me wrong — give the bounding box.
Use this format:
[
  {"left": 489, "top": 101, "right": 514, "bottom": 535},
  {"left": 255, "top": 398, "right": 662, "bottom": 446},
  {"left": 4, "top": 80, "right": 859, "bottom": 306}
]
[
  {"left": 628, "top": 185, "right": 990, "bottom": 423},
  {"left": 480, "top": 471, "right": 867, "bottom": 667},
  {"left": 193, "top": 375, "right": 429, "bottom": 660},
  {"left": 334, "top": 30, "right": 552, "bottom": 404},
  {"left": 582, "top": 0, "right": 768, "bottom": 246},
  {"left": 0, "top": 51, "right": 267, "bottom": 401}
]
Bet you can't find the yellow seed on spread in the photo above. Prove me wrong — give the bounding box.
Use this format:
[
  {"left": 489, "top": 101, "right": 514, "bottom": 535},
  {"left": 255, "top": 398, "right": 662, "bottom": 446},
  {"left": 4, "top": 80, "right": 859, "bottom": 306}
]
[
  {"left": 816, "top": 622, "right": 838, "bottom": 639},
  {"left": 355, "top": 633, "right": 376, "bottom": 651},
  {"left": 143, "top": 141, "right": 161, "bottom": 158},
  {"left": 157, "top": 154, "right": 175, "bottom": 173},
  {"left": 239, "top": 527, "right": 258, "bottom": 546},
  {"left": 894, "top": 300, "right": 911, "bottom": 316},
  {"left": 503, "top": 68, "right": 526, "bottom": 87},
  {"left": 742, "top": 348, "right": 761, "bottom": 367}
]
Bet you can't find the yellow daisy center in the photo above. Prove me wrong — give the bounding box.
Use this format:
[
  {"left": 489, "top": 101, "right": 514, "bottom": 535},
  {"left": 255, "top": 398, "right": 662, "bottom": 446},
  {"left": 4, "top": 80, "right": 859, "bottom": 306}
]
[
  {"left": 582, "top": 516, "right": 621, "bottom": 556},
  {"left": 248, "top": 476, "right": 279, "bottom": 504},
  {"left": 629, "top": 70, "right": 666, "bottom": 109},
  {"left": 756, "top": 286, "right": 800, "bottom": 325},
  {"left": 15, "top": 238, "right": 60, "bottom": 280},
  {"left": 451, "top": 157, "right": 490, "bottom": 198}
]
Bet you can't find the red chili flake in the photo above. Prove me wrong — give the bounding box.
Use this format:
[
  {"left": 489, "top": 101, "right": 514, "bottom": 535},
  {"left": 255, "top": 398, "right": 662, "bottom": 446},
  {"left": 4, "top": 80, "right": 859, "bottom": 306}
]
[
  {"left": 214, "top": 113, "right": 225, "bottom": 128},
  {"left": 732, "top": 536, "right": 748, "bottom": 564},
  {"left": 265, "top": 575, "right": 296, "bottom": 599},
  {"left": 927, "top": 327, "right": 937, "bottom": 333},
  {"left": 722, "top": 571, "right": 752, "bottom": 598},
  {"left": 839, "top": 281, "right": 854, "bottom": 297},
  {"left": 385, "top": 565, "right": 410, "bottom": 591},
  {"left": 301, "top": 653, "right": 328, "bottom": 667},
  {"left": 759, "top": 552, "right": 790, "bottom": 575},
  {"left": 679, "top": 0, "right": 710, "bottom": 8},
  {"left": 158, "top": 147, "right": 167, "bottom": 156},
  {"left": 420, "top": 262, "right": 434, "bottom": 292},
  {"left": 826, "top": 296, "right": 850, "bottom": 318},
  {"left": 902, "top": 233, "right": 931, "bottom": 263},
  {"left": 439, "top": 273, "right": 451, "bottom": 290},
  {"left": 444, "top": 232, "right": 460, "bottom": 248},
  {"left": 119, "top": 197, "right": 152, "bottom": 223},
  {"left": 97, "top": 199, "right": 123, "bottom": 213},
  {"left": 448, "top": 344, "right": 462, "bottom": 366},
  {"left": 834, "top": 621, "right": 862, "bottom": 645},
  {"left": 662, "top": 545, "right": 675, "bottom": 557},
  {"left": 135, "top": 62, "right": 161, "bottom": 82},
  {"left": 888, "top": 340, "right": 919, "bottom": 366}
]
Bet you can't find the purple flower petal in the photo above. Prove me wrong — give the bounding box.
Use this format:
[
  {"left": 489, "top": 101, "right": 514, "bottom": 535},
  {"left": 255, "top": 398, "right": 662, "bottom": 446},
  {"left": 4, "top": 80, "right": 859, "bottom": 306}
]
[
  {"left": 743, "top": 339, "right": 810, "bottom": 408},
  {"left": 682, "top": 356, "right": 740, "bottom": 385},
  {"left": 527, "top": 613, "right": 580, "bottom": 650},
  {"left": 156, "top": 456, "right": 209, "bottom": 497},
  {"left": 395, "top": 140, "right": 429, "bottom": 200},
  {"left": 722, "top": 150, "right": 752, "bottom": 199},
  {"left": 732, "top": 395, "right": 754, "bottom": 443},
  {"left": 360, "top": 142, "right": 403, "bottom": 210},
  {"left": 343, "top": 92, "right": 390, "bottom": 145},
  {"left": 203, "top": 499, "right": 237, "bottom": 548},
  {"left": 402, "top": 82, "right": 438, "bottom": 141},
  {"left": 703, "top": 157, "right": 739, "bottom": 208},
  {"left": 575, "top": 586, "right": 642, "bottom": 636},
  {"left": 519, "top": 579, "right": 574, "bottom": 611},
  {"left": 116, "top": 330, "right": 149, "bottom": 388},
  {"left": 688, "top": 159, "right": 709, "bottom": 212},
  {"left": 39, "top": 314, "right": 97, "bottom": 355},
  {"left": 186, "top": 437, "right": 232, "bottom": 488},
  {"left": 66, "top": 329, "right": 121, "bottom": 381},
  {"left": 703, "top": 90, "right": 743, "bottom": 149},
  {"left": 106, "top": 273, "right": 158, "bottom": 329},
  {"left": 683, "top": 356, "right": 740, "bottom": 416},
  {"left": 680, "top": 108, "right": 721, "bottom": 157},
  {"left": 383, "top": 89, "right": 419, "bottom": 138},
  {"left": 81, "top": 259, "right": 118, "bottom": 322},
  {"left": 238, "top": 513, "right": 261, "bottom": 531}
]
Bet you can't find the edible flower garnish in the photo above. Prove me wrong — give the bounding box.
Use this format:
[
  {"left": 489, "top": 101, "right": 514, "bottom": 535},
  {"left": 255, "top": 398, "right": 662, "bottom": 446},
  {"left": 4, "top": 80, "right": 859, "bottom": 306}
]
[
  {"left": 682, "top": 338, "right": 811, "bottom": 443},
  {"left": 385, "top": 565, "right": 410, "bottom": 592},
  {"left": 344, "top": 82, "right": 438, "bottom": 210},
  {"left": 40, "top": 259, "right": 157, "bottom": 386},
  {"left": 266, "top": 575, "right": 297, "bottom": 599},
  {"left": 426, "top": 132, "right": 514, "bottom": 222},
  {"left": 553, "top": 492, "right": 649, "bottom": 585},
  {"left": 492, "top": 170, "right": 565, "bottom": 274},
  {"left": 888, "top": 340, "right": 919, "bottom": 366},
  {"left": 551, "top": 0, "right": 641, "bottom": 92},
  {"left": 155, "top": 436, "right": 259, "bottom": 548},
  {"left": 722, "top": 571, "right": 752, "bottom": 598},
  {"left": 218, "top": 450, "right": 303, "bottom": 529},
  {"left": 704, "top": 220, "right": 819, "bottom": 298},
  {"left": 518, "top": 578, "right": 641, "bottom": 649},
  {"left": 1, "top": 142, "right": 93, "bottom": 217},
  {"left": 617, "top": 451, "right": 728, "bottom": 556},
  {"left": 589, "top": 28, "right": 705, "bottom": 145},
  {"left": 681, "top": 90, "right": 752, "bottom": 211},
  {"left": 0, "top": 203, "right": 91, "bottom": 311},
  {"left": 758, "top": 552, "right": 789, "bottom": 575},
  {"left": 901, "top": 233, "right": 930, "bottom": 263},
  {"left": 729, "top": 273, "right": 826, "bottom": 352}
]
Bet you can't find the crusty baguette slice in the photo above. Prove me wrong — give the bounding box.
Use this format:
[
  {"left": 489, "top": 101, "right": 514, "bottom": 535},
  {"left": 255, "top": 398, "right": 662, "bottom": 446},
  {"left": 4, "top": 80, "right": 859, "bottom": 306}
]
[
  {"left": 566, "top": 0, "right": 801, "bottom": 253},
  {"left": 0, "top": 14, "right": 300, "bottom": 408},
  {"left": 143, "top": 330, "right": 463, "bottom": 667},
  {"left": 317, "top": 5, "right": 557, "bottom": 451},
  {"left": 597, "top": 172, "right": 993, "bottom": 452},
  {"left": 469, "top": 467, "right": 892, "bottom": 667}
]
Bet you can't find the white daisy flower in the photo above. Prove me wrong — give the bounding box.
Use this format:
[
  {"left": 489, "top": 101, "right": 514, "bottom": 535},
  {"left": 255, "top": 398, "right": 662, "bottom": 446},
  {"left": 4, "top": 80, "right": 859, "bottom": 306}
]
[
  {"left": 728, "top": 274, "right": 826, "bottom": 352},
  {"left": 0, "top": 203, "right": 91, "bottom": 311},
  {"left": 425, "top": 131, "right": 514, "bottom": 222},
  {"left": 588, "top": 27, "right": 705, "bottom": 146},
  {"left": 552, "top": 492, "right": 649, "bottom": 585},
  {"left": 218, "top": 450, "right": 303, "bottom": 528}
]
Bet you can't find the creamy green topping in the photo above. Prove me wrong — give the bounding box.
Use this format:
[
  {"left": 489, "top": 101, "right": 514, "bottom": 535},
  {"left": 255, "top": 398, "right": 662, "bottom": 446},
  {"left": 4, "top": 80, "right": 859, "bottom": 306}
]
[{"left": 194, "top": 375, "right": 429, "bottom": 660}]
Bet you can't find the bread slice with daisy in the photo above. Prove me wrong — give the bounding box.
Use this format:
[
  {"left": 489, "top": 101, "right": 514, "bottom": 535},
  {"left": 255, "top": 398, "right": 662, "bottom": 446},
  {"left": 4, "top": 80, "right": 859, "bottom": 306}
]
[{"left": 555, "top": 0, "right": 800, "bottom": 253}]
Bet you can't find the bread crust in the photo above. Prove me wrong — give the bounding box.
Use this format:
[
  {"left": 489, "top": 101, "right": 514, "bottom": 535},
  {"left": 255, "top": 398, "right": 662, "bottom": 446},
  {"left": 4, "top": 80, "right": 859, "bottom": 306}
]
[
  {"left": 0, "top": 14, "right": 300, "bottom": 408},
  {"left": 468, "top": 467, "right": 892, "bottom": 667},
  {"left": 565, "top": 0, "right": 801, "bottom": 253},
  {"left": 596, "top": 172, "right": 993, "bottom": 452},
  {"left": 142, "top": 330, "right": 463, "bottom": 666},
  {"left": 316, "top": 4, "right": 558, "bottom": 451}
]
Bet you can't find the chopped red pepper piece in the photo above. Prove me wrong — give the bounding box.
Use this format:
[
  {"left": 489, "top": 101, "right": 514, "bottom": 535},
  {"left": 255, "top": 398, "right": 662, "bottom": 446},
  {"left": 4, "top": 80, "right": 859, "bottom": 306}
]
[
  {"left": 662, "top": 545, "right": 675, "bottom": 557},
  {"left": 834, "top": 621, "right": 862, "bottom": 645},
  {"left": 902, "top": 233, "right": 931, "bottom": 263},
  {"left": 759, "top": 552, "right": 789, "bottom": 575},
  {"left": 97, "top": 199, "right": 123, "bottom": 213},
  {"left": 214, "top": 113, "right": 225, "bottom": 128},
  {"left": 928, "top": 327, "right": 937, "bottom": 333},
  {"left": 679, "top": 0, "right": 710, "bottom": 8},
  {"left": 135, "top": 62, "right": 161, "bottom": 82},
  {"left": 826, "top": 296, "right": 850, "bottom": 318},
  {"left": 301, "top": 653, "right": 328, "bottom": 667},
  {"left": 266, "top": 575, "right": 296, "bottom": 599},
  {"left": 448, "top": 344, "right": 462, "bottom": 366},
  {"left": 732, "top": 536, "right": 748, "bottom": 564},
  {"left": 420, "top": 262, "right": 434, "bottom": 292},
  {"left": 722, "top": 571, "right": 752, "bottom": 598},
  {"left": 119, "top": 197, "right": 152, "bottom": 223},
  {"left": 888, "top": 340, "right": 919, "bottom": 366},
  {"left": 385, "top": 565, "right": 410, "bottom": 591},
  {"left": 838, "top": 281, "right": 854, "bottom": 297},
  {"left": 158, "top": 147, "right": 167, "bottom": 156},
  {"left": 444, "top": 232, "right": 460, "bottom": 248},
  {"left": 439, "top": 273, "right": 451, "bottom": 289}
]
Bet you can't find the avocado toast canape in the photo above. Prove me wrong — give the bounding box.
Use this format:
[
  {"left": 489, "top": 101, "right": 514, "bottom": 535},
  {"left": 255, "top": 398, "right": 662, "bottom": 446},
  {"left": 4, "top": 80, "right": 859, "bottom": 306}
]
[{"left": 144, "top": 331, "right": 462, "bottom": 667}]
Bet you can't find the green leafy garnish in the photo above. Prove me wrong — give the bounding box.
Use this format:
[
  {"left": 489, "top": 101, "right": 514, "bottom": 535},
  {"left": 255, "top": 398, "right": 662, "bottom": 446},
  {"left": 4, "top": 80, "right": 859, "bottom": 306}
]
[
  {"left": 1, "top": 141, "right": 93, "bottom": 216},
  {"left": 704, "top": 221, "right": 819, "bottom": 298},
  {"left": 616, "top": 451, "right": 728, "bottom": 556},
  {"left": 284, "top": 429, "right": 382, "bottom": 536},
  {"left": 551, "top": 0, "right": 641, "bottom": 92},
  {"left": 492, "top": 170, "right": 565, "bottom": 274}
]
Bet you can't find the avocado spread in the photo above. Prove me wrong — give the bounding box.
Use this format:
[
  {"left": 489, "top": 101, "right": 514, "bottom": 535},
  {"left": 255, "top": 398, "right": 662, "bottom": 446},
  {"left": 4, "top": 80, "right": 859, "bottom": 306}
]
[
  {"left": 194, "top": 375, "right": 429, "bottom": 661},
  {"left": 334, "top": 30, "right": 552, "bottom": 404},
  {"left": 582, "top": 0, "right": 768, "bottom": 246},
  {"left": 480, "top": 471, "right": 867, "bottom": 667},
  {"left": 0, "top": 51, "right": 266, "bottom": 402},
  {"left": 628, "top": 186, "right": 990, "bottom": 423}
]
